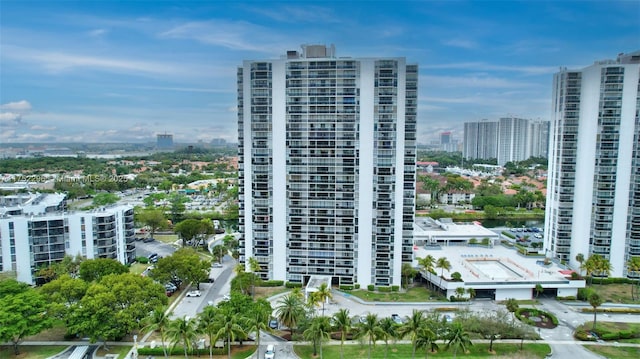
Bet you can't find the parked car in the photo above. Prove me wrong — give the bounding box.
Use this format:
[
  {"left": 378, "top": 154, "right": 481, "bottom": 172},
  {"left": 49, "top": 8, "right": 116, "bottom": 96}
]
[
  {"left": 186, "top": 290, "right": 201, "bottom": 297},
  {"left": 269, "top": 318, "right": 278, "bottom": 329},
  {"left": 143, "top": 237, "right": 155, "bottom": 243},
  {"left": 212, "top": 262, "right": 223, "bottom": 268},
  {"left": 391, "top": 314, "right": 403, "bottom": 324}
]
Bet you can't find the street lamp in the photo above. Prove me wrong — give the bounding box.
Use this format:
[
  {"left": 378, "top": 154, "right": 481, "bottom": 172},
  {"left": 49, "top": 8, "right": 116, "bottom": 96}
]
[{"left": 133, "top": 334, "right": 138, "bottom": 359}]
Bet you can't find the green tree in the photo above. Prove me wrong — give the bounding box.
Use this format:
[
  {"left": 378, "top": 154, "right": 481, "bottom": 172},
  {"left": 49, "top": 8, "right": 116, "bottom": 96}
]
[
  {"left": 0, "top": 279, "right": 53, "bottom": 355},
  {"left": 137, "top": 208, "right": 168, "bottom": 238},
  {"left": 174, "top": 218, "right": 212, "bottom": 248},
  {"left": 399, "top": 309, "right": 426, "bottom": 359},
  {"left": 356, "top": 313, "right": 383, "bottom": 359},
  {"left": 248, "top": 257, "right": 261, "bottom": 298},
  {"left": 436, "top": 257, "right": 452, "bottom": 288},
  {"left": 275, "top": 293, "right": 305, "bottom": 337},
  {"left": 67, "top": 273, "right": 167, "bottom": 349},
  {"left": 151, "top": 247, "right": 210, "bottom": 290},
  {"left": 627, "top": 256, "right": 640, "bottom": 300},
  {"left": 505, "top": 298, "right": 519, "bottom": 320},
  {"left": 415, "top": 327, "right": 438, "bottom": 358},
  {"left": 142, "top": 309, "right": 171, "bottom": 358},
  {"left": 332, "top": 309, "right": 352, "bottom": 359},
  {"left": 40, "top": 274, "right": 88, "bottom": 325},
  {"left": 417, "top": 255, "right": 435, "bottom": 290},
  {"left": 315, "top": 282, "right": 333, "bottom": 317},
  {"left": 445, "top": 322, "right": 473, "bottom": 358},
  {"left": 245, "top": 300, "right": 272, "bottom": 356},
  {"left": 78, "top": 258, "right": 128, "bottom": 282},
  {"left": 168, "top": 192, "right": 188, "bottom": 224},
  {"left": 401, "top": 263, "right": 417, "bottom": 289},
  {"left": 378, "top": 317, "right": 398, "bottom": 359},
  {"left": 303, "top": 316, "right": 332, "bottom": 358},
  {"left": 197, "top": 306, "right": 221, "bottom": 359},
  {"left": 212, "top": 245, "right": 228, "bottom": 263},
  {"left": 535, "top": 284, "right": 544, "bottom": 299},
  {"left": 588, "top": 292, "right": 604, "bottom": 331},
  {"left": 92, "top": 192, "right": 120, "bottom": 206},
  {"left": 167, "top": 316, "right": 199, "bottom": 359},
  {"left": 576, "top": 253, "right": 585, "bottom": 276},
  {"left": 214, "top": 308, "right": 247, "bottom": 359}
]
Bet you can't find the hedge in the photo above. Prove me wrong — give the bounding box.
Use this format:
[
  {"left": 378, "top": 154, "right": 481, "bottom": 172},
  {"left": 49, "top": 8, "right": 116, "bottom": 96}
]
[
  {"left": 285, "top": 281, "right": 302, "bottom": 288},
  {"left": 378, "top": 286, "right": 392, "bottom": 292},
  {"left": 136, "top": 256, "right": 149, "bottom": 264},
  {"left": 574, "top": 330, "right": 597, "bottom": 341},
  {"left": 367, "top": 284, "right": 375, "bottom": 291},
  {"left": 260, "top": 280, "right": 284, "bottom": 287},
  {"left": 391, "top": 285, "right": 400, "bottom": 292},
  {"left": 138, "top": 346, "right": 227, "bottom": 356},
  {"left": 580, "top": 307, "right": 640, "bottom": 314},
  {"left": 339, "top": 285, "right": 354, "bottom": 290},
  {"left": 502, "top": 231, "right": 516, "bottom": 239},
  {"left": 586, "top": 277, "right": 640, "bottom": 285}
]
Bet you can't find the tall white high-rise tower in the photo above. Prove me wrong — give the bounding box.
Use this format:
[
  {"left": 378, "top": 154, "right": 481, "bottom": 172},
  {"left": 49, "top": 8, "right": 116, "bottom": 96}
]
[
  {"left": 237, "top": 45, "right": 417, "bottom": 287},
  {"left": 545, "top": 51, "right": 640, "bottom": 277}
]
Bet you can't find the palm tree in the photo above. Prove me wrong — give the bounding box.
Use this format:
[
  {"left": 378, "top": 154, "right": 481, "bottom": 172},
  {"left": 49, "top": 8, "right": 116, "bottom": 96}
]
[
  {"left": 415, "top": 327, "right": 438, "bottom": 358},
  {"left": 356, "top": 313, "right": 383, "bottom": 359},
  {"left": 576, "top": 253, "right": 585, "bottom": 275},
  {"left": 446, "top": 322, "right": 472, "bottom": 358},
  {"left": 588, "top": 292, "right": 604, "bottom": 331},
  {"left": 198, "top": 306, "right": 221, "bottom": 359},
  {"left": 248, "top": 257, "right": 261, "bottom": 297},
  {"left": 275, "top": 293, "right": 305, "bottom": 337},
  {"left": 466, "top": 288, "right": 476, "bottom": 301},
  {"left": 332, "top": 308, "right": 352, "bottom": 359},
  {"left": 401, "top": 263, "right": 417, "bottom": 289},
  {"left": 303, "top": 316, "right": 332, "bottom": 358},
  {"left": 399, "top": 309, "right": 426, "bottom": 359},
  {"left": 166, "top": 316, "right": 199, "bottom": 359},
  {"left": 535, "top": 284, "right": 543, "bottom": 299},
  {"left": 378, "top": 317, "right": 398, "bottom": 359},
  {"left": 627, "top": 256, "right": 640, "bottom": 300},
  {"left": 245, "top": 303, "right": 271, "bottom": 354},
  {"left": 307, "top": 291, "right": 322, "bottom": 317},
  {"left": 418, "top": 255, "right": 436, "bottom": 291},
  {"left": 141, "top": 309, "right": 171, "bottom": 358},
  {"left": 315, "top": 282, "right": 333, "bottom": 316},
  {"left": 436, "top": 257, "right": 452, "bottom": 288},
  {"left": 215, "top": 309, "right": 246, "bottom": 359},
  {"left": 596, "top": 257, "right": 613, "bottom": 284}
]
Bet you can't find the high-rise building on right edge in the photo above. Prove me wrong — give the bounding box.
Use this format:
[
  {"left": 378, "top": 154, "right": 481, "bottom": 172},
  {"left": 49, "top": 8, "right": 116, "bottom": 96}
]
[{"left": 544, "top": 51, "right": 640, "bottom": 277}]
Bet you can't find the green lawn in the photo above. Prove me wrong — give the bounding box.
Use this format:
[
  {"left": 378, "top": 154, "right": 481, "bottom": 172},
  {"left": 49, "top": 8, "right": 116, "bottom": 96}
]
[
  {"left": 129, "top": 262, "right": 148, "bottom": 275},
  {"left": 0, "top": 345, "right": 68, "bottom": 359},
  {"left": 589, "top": 283, "right": 640, "bottom": 304},
  {"left": 585, "top": 345, "right": 640, "bottom": 359},
  {"left": 295, "top": 343, "right": 550, "bottom": 358},
  {"left": 155, "top": 234, "right": 179, "bottom": 244},
  {"left": 343, "top": 286, "right": 444, "bottom": 302}
]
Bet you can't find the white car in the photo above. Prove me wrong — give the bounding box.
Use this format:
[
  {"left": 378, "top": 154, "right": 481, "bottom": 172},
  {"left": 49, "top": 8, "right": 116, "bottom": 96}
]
[
  {"left": 186, "top": 290, "right": 201, "bottom": 297},
  {"left": 222, "top": 294, "right": 231, "bottom": 301},
  {"left": 264, "top": 344, "right": 275, "bottom": 359}
]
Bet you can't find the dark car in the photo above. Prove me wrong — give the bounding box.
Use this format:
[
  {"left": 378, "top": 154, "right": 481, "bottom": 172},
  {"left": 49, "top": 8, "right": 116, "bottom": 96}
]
[{"left": 143, "top": 237, "right": 155, "bottom": 243}]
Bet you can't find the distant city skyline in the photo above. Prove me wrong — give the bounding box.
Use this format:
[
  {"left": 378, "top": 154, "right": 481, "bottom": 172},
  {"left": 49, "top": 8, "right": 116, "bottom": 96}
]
[{"left": 1, "top": 0, "right": 638, "bottom": 144}]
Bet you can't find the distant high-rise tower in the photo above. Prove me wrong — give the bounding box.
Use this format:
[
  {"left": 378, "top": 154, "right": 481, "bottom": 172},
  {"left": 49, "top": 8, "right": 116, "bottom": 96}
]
[
  {"left": 497, "top": 116, "right": 530, "bottom": 165},
  {"left": 463, "top": 120, "right": 498, "bottom": 160},
  {"left": 237, "top": 44, "right": 417, "bottom": 287},
  {"left": 157, "top": 133, "right": 173, "bottom": 150},
  {"left": 545, "top": 50, "right": 640, "bottom": 277}
]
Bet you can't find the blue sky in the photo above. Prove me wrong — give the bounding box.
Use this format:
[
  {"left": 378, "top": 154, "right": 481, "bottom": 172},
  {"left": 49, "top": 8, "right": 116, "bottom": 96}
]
[{"left": 1, "top": 0, "right": 638, "bottom": 144}]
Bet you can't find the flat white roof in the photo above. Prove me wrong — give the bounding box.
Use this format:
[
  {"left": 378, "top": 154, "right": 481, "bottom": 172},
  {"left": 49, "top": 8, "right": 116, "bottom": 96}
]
[
  {"left": 414, "top": 217, "right": 499, "bottom": 241},
  {"left": 413, "top": 245, "right": 573, "bottom": 285}
]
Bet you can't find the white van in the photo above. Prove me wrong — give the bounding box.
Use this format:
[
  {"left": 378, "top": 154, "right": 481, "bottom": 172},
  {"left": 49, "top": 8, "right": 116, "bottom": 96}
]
[{"left": 264, "top": 344, "right": 275, "bottom": 359}]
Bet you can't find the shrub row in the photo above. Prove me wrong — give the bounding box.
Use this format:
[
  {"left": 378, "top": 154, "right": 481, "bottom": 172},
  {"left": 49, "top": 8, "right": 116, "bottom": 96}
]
[
  {"left": 586, "top": 277, "right": 640, "bottom": 285},
  {"left": 138, "top": 346, "right": 227, "bottom": 356},
  {"left": 574, "top": 330, "right": 597, "bottom": 341},
  {"left": 285, "top": 281, "right": 302, "bottom": 288},
  {"left": 580, "top": 307, "right": 640, "bottom": 314},
  {"left": 260, "top": 280, "right": 284, "bottom": 287},
  {"left": 339, "top": 285, "right": 354, "bottom": 290},
  {"left": 136, "top": 256, "right": 149, "bottom": 264},
  {"left": 502, "top": 231, "right": 516, "bottom": 239}
]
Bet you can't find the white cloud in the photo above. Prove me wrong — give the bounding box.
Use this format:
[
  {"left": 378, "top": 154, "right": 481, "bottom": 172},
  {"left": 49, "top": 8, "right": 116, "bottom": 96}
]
[
  {"left": 422, "top": 75, "right": 538, "bottom": 89},
  {"left": 421, "top": 62, "right": 558, "bottom": 76},
  {"left": 442, "top": 38, "right": 478, "bottom": 49},
  {"left": 30, "top": 125, "right": 57, "bottom": 131},
  {"left": 0, "top": 112, "right": 23, "bottom": 124},
  {"left": 88, "top": 28, "right": 109, "bottom": 37},
  {"left": 1, "top": 100, "right": 32, "bottom": 112},
  {"left": 246, "top": 5, "right": 339, "bottom": 24}
]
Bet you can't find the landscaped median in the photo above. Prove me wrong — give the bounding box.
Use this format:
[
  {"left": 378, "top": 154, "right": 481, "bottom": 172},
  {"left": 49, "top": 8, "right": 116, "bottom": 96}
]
[{"left": 294, "top": 342, "right": 551, "bottom": 358}]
